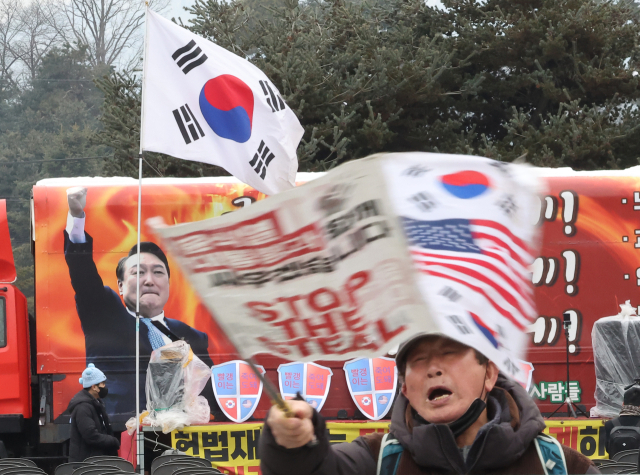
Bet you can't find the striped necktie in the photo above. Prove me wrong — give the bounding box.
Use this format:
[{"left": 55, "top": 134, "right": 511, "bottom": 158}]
[{"left": 141, "top": 318, "right": 166, "bottom": 350}]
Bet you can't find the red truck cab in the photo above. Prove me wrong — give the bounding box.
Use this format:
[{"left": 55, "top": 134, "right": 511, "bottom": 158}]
[{"left": 0, "top": 199, "right": 34, "bottom": 454}]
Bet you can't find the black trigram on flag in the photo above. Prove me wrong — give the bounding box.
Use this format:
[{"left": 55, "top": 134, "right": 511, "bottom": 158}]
[
  {"left": 409, "top": 192, "right": 436, "bottom": 212},
  {"left": 403, "top": 165, "right": 430, "bottom": 177},
  {"left": 173, "top": 104, "right": 205, "bottom": 144},
  {"left": 259, "top": 80, "right": 285, "bottom": 112},
  {"left": 172, "top": 40, "right": 208, "bottom": 74},
  {"left": 249, "top": 140, "right": 275, "bottom": 179}
]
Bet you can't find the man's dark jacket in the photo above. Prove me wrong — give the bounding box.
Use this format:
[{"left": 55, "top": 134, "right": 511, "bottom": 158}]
[
  {"left": 64, "top": 232, "right": 220, "bottom": 423},
  {"left": 67, "top": 389, "right": 120, "bottom": 462},
  {"left": 259, "top": 375, "right": 598, "bottom": 474}
]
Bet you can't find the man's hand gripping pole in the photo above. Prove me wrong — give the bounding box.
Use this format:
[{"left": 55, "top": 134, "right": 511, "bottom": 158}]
[{"left": 244, "top": 358, "right": 295, "bottom": 418}]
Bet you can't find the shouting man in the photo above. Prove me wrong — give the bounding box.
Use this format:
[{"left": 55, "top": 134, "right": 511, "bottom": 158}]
[{"left": 260, "top": 334, "right": 598, "bottom": 474}]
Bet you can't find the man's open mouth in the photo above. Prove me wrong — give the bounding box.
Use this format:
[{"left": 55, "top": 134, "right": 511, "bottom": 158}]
[{"left": 428, "top": 387, "right": 452, "bottom": 401}]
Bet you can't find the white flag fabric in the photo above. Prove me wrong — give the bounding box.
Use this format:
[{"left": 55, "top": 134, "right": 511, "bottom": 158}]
[
  {"left": 141, "top": 10, "right": 304, "bottom": 195},
  {"left": 149, "top": 152, "right": 545, "bottom": 385}
]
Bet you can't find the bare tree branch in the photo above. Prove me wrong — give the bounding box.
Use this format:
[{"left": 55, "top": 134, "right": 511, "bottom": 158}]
[
  {"left": 14, "top": 0, "right": 60, "bottom": 82},
  {"left": 50, "top": 0, "right": 168, "bottom": 68},
  {"left": 0, "top": 0, "right": 22, "bottom": 85}
]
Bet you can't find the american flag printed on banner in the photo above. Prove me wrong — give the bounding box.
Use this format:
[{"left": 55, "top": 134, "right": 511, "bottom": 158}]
[
  {"left": 380, "top": 154, "right": 543, "bottom": 383},
  {"left": 401, "top": 216, "right": 536, "bottom": 334}
]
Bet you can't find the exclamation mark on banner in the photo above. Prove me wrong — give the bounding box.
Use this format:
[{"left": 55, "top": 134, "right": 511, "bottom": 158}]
[
  {"left": 562, "top": 250, "right": 580, "bottom": 295},
  {"left": 560, "top": 191, "right": 578, "bottom": 236},
  {"left": 563, "top": 309, "right": 581, "bottom": 354}
]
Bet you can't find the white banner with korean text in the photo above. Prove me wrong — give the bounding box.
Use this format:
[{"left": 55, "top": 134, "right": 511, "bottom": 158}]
[{"left": 149, "top": 152, "right": 544, "bottom": 384}]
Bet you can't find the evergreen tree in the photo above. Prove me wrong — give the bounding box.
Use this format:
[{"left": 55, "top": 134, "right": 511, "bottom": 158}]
[
  {"left": 442, "top": 0, "right": 640, "bottom": 168},
  {"left": 96, "top": 0, "right": 469, "bottom": 172},
  {"left": 97, "top": 0, "right": 640, "bottom": 171},
  {"left": 0, "top": 44, "right": 106, "bottom": 311}
]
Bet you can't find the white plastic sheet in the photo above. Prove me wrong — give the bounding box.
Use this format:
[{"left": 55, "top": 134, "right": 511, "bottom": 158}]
[
  {"left": 591, "top": 301, "right": 640, "bottom": 418},
  {"left": 143, "top": 340, "right": 212, "bottom": 433}
]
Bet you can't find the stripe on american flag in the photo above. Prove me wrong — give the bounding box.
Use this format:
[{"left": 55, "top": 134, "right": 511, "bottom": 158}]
[{"left": 402, "top": 217, "right": 535, "bottom": 331}]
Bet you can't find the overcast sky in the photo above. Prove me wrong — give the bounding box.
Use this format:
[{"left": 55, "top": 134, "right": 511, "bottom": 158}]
[
  {"left": 167, "top": 0, "right": 194, "bottom": 22},
  {"left": 166, "top": 0, "right": 445, "bottom": 24}
]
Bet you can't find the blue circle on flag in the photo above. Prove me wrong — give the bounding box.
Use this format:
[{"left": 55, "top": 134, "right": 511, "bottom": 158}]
[
  {"left": 440, "top": 171, "right": 490, "bottom": 199},
  {"left": 199, "top": 75, "right": 254, "bottom": 143}
]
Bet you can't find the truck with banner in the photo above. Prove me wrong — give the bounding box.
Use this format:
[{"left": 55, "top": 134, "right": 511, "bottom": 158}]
[{"left": 2, "top": 165, "right": 640, "bottom": 461}]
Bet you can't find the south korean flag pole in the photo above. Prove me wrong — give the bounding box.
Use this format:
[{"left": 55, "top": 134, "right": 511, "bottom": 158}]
[
  {"left": 136, "top": 9, "right": 303, "bottom": 469},
  {"left": 134, "top": 5, "right": 149, "bottom": 473}
]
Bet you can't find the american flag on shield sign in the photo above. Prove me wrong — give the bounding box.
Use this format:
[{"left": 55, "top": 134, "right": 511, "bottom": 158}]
[
  {"left": 211, "top": 360, "right": 266, "bottom": 423},
  {"left": 277, "top": 362, "right": 333, "bottom": 412},
  {"left": 344, "top": 357, "right": 397, "bottom": 421}
]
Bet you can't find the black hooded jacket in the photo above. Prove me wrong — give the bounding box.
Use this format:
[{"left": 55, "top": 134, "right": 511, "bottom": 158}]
[
  {"left": 67, "top": 389, "right": 120, "bottom": 462},
  {"left": 259, "top": 374, "right": 597, "bottom": 474}
]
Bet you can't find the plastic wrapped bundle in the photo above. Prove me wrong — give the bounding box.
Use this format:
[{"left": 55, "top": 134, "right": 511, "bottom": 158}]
[
  {"left": 144, "top": 340, "right": 212, "bottom": 432},
  {"left": 591, "top": 301, "right": 640, "bottom": 418}
]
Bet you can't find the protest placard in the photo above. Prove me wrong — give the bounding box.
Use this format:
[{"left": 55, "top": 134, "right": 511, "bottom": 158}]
[{"left": 149, "top": 152, "right": 543, "bottom": 384}]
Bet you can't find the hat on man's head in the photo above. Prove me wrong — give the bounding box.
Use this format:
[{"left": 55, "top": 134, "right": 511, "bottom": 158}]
[
  {"left": 624, "top": 387, "right": 640, "bottom": 406},
  {"left": 395, "top": 333, "right": 443, "bottom": 376},
  {"left": 395, "top": 333, "right": 489, "bottom": 376},
  {"left": 79, "top": 363, "right": 106, "bottom": 388}
]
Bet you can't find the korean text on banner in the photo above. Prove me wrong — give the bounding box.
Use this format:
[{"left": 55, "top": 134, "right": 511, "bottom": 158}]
[
  {"left": 149, "top": 152, "right": 543, "bottom": 383},
  {"left": 172, "top": 422, "right": 390, "bottom": 473},
  {"left": 170, "top": 419, "right": 608, "bottom": 471},
  {"left": 141, "top": 10, "right": 304, "bottom": 195}
]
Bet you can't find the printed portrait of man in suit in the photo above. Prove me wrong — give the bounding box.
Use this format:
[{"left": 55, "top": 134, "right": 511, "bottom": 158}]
[{"left": 63, "top": 186, "right": 220, "bottom": 422}]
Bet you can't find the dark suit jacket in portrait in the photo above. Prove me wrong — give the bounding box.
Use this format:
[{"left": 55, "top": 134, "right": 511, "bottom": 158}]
[{"left": 64, "top": 231, "right": 221, "bottom": 424}]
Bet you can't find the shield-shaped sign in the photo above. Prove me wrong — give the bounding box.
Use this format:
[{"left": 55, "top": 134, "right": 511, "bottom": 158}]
[
  {"left": 211, "top": 360, "right": 265, "bottom": 422},
  {"left": 344, "top": 357, "right": 397, "bottom": 420},
  {"left": 277, "top": 362, "right": 333, "bottom": 411}
]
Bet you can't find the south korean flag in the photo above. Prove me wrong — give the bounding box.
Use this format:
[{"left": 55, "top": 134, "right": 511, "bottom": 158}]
[{"left": 141, "top": 9, "right": 304, "bottom": 195}]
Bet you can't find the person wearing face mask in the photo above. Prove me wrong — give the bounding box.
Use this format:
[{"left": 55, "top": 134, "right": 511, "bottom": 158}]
[
  {"left": 259, "top": 334, "right": 599, "bottom": 474},
  {"left": 67, "top": 364, "right": 120, "bottom": 462}
]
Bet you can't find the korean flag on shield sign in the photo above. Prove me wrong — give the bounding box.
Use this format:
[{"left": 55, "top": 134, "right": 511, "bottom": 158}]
[
  {"left": 344, "top": 357, "right": 397, "bottom": 421},
  {"left": 211, "top": 360, "right": 266, "bottom": 423},
  {"left": 140, "top": 9, "right": 304, "bottom": 196}
]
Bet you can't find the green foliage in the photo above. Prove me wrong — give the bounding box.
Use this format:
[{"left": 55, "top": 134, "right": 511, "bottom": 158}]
[
  {"left": 98, "top": 0, "right": 640, "bottom": 171},
  {"left": 440, "top": 0, "right": 640, "bottom": 168}
]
